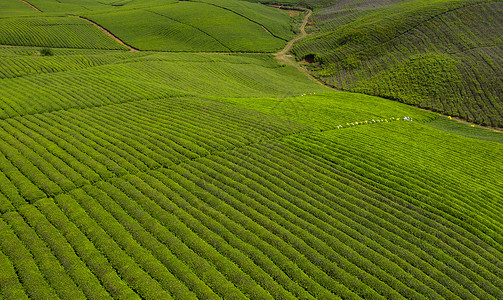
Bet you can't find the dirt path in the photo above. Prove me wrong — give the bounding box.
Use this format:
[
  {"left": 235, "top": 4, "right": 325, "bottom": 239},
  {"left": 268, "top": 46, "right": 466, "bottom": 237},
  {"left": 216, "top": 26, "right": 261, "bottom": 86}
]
[
  {"left": 72, "top": 15, "right": 139, "bottom": 52},
  {"left": 274, "top": 9, "right": 311, "bottom": 63},
  {"left": 19, "top": 0, "right": 41, "bottom": 12}
]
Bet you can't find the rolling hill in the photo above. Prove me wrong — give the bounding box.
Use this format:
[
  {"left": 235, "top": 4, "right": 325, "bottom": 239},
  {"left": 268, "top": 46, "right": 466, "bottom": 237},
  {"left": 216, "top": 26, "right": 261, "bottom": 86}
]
[
  {"left": 0, "top": 0, "right": 502, "bottom": 299},
  {"left": 293, "top": 0, "right": 503, "bottom": 127}
]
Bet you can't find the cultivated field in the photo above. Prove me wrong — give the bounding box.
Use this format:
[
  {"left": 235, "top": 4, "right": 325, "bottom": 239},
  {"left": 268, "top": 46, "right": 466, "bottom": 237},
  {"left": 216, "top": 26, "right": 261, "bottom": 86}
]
[
  {"left": 1, "top": 0, "right": 502, "bottom": 299},
  {"left": 293, "top": 0, "right": 503, "bottom": 127}
]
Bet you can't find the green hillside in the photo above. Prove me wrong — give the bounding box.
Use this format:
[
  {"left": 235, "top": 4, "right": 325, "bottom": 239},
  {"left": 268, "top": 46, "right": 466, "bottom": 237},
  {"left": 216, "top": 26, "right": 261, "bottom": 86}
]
[
  {"left": 0, "top": 0, "right": 39, "bottom": 17},
  {"left": 293, "top": 0, "right": 503, "bottom": 127},
  {"left": 1, "top": 0, "right": 503, "bottom": 299},
  {"left": 2, "top": 0, "right": 292, "bottom": 52},
  {"left": 0, "top": 49, "right": 323, "bottom": 119},
  {"left": 85, "top": 1, "right": 289, "bottom": 52}
]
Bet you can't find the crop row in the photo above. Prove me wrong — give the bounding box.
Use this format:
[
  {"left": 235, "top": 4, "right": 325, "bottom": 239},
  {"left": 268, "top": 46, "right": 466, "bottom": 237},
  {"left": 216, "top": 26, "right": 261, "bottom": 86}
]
[
  {"left": 288, "top": 124, "right": 503, "bottom": 253},
  {"left": 0, "top": 97, "right": 306, "bottom": 206},
  {"left": 222, "top": 91, "right": 436, "bottom": 132},
  {"left": 0, "top": 0, "right": 38, "bottom": 17},
  {"left": 86, "top": 1, "right": 286, "bottom": 53},
  {"left": 0, "top": 52, "right": 322, "bottom": 119},
  {"left": 92, "top": 123, "right": 501, "bottom": 298},
  {"left": 1, "top": 120, "right": 502, "bottom": 298},
  {"left": 193, "top": 0, "right": 293, "bottom": 40},
  {"left": 87, "top": 9, "right": 229, "bottom": 52},
  {"left": 183, "top": 145, "right": 502, "bottom": 298},
  {"left": 294, "top": 1, "right": 503, "bottom": 127},
  {"left": 112, "top": 124, "right": 501, "bottom": 298},
  {"left": 320, "top": 123, "right": 503, "bottom": 236},
  {"left": 0, "top": 200, "right": 138, "bottom": 299},
  {"left": 0, "top": 16, "right": 126, "bottom": 50},
  {"left": 0, "top": 70, "right": 183, "bottom": 119}
]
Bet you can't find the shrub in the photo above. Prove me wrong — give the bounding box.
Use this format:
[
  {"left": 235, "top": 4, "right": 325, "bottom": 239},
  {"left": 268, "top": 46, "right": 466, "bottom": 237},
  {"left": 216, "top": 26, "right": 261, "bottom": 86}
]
[{"left": 40, "top": 48, "right": 54, "bottom": 56}]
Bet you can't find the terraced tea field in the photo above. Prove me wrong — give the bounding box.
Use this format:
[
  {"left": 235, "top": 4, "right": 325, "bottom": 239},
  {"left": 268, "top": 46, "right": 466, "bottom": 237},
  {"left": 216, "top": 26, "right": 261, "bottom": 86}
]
[
  {"left": 1, "top": 0, "right": 502, "bottom": 299},
  {"left": 2, "top": 0, "right": 292, "bottom": 52},
  {"left": 294, "top": 0, "right": 503, "bottom": 128}
]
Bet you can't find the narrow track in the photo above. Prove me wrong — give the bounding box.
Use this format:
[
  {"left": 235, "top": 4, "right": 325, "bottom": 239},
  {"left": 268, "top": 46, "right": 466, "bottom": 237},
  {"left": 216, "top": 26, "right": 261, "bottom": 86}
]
[{"left": 18, "top": 0, "right": 41, "bottom": 12}]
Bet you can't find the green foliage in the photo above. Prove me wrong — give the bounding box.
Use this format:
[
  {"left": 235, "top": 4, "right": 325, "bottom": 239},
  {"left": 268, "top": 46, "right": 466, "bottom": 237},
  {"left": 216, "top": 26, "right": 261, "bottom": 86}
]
[
  {"left": 0, "top": 217, "right": 58, "bottom": 299},
  {"left": 293, "top": 0, "right": 503, "bottom": 127},
  {"left": 353, "top": 53, "right": 463, "bottom": 105},
  {"left": 3, "top": 211, "right": 86, "bottom": 299},
  {"left": 194, "top": 0, "right": 294, "bottom": 40},
  {"left": 0, "top": 239, "right": 28, "bottom": 299},
  {"left": 39, "top": 48, "right": 53, "bottom": 56},
  {"left": 1, "top": 76, "right": 502, "bottom": 298},
  {"left": 0, "top": 0, "right": 39, "bottom": 17},
  {"left": 0, "top": 52, "right": 324, "bottom": 119},
  {"left": 85, "top": 1, "right": 288, "bottom": 52},
  {"left": 0, "top": 47, "right": 141, "bottom": 80},
  {"left": 219, "top": 90, "right": 436, "bottom": 130},
  {"left": 426, "top": 116, "right": 503, "bottom": 144},
  {"left": 31, "top": 198, "right": 132, "bottom": 299}
]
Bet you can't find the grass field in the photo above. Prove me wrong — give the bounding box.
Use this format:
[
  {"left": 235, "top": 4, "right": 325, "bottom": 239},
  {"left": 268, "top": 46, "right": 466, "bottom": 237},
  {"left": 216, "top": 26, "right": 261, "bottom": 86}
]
[{"left": 1, "top": 0, "right": 502, "bottom": 298}]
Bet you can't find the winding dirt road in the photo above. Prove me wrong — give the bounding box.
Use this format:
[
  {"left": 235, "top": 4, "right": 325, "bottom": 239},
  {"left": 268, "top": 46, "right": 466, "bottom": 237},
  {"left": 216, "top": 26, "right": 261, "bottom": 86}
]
[
  {"left": 19, "top": 0, "right": 41, "bottom": 12},
  {"left": 72, "top": 15, "right": 139, "bottom": 52},
  {"left": 274, "top": 10, "right": 336, "bottom": 88}
]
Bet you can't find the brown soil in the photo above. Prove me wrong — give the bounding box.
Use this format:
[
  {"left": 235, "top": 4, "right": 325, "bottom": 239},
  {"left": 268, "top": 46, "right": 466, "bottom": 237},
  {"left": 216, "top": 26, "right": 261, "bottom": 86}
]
[
  {"left": 72, "top": 15, "right": 139, "bottom": 52},
  {"left": 261, "top": 26, "right": 272, "bottom": 35},
  {"left": 19, "top": 0, "right": 41, "bottom": 12}
]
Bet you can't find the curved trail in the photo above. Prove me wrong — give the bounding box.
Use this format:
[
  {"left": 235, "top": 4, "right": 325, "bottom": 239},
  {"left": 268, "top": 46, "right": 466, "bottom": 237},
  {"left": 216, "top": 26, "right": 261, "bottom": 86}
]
[
  {"left": 72, "top": 15, "right": 139, "bottom": 52},
  {"left": 273, "top": 10, "right": 501, "bottom": 132}
]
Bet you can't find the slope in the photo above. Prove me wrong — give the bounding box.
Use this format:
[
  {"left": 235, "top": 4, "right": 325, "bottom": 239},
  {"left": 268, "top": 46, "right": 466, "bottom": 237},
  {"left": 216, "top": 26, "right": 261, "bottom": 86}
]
[
  {"left": 0, "top": 15, "right": 128, "bottom": 50},
  {"left": 0, "top": 49, "right": 324, "bottom": 119},
  {"left": 293, "top": 0, "right": 503, "bottom": 127},
  {"left": 0, "top": 90, "right": 502, "bottom": 299}
]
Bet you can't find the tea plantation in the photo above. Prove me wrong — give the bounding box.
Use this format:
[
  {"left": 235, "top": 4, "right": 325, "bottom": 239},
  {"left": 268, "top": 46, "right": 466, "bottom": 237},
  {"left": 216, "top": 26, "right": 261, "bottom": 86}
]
[
  {"left": 293, "top": 0, "right": 503, "bottom": 127},
  {"left": 0, "top": 0, "right": 502, "bottom": 299}
]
